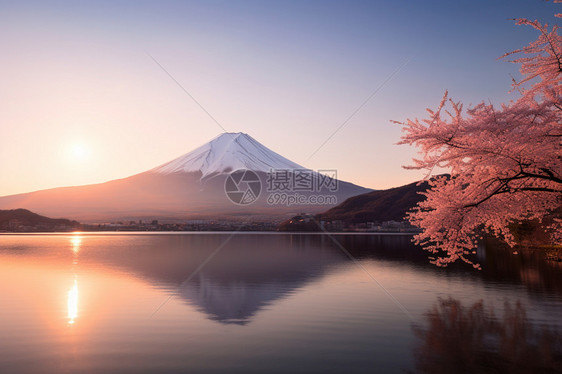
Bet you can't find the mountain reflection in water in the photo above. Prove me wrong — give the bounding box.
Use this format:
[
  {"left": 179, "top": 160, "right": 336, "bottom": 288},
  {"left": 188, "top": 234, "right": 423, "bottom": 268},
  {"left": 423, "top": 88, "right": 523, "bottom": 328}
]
[
  {"left": 2, "top": 233, "right": 562, "bottom": 374},
  {"left": 83, "top": 234, "right": 411, "bottom": 324},
  {"left": 64, "top": 233, "right": 562, "bottom": 325}
]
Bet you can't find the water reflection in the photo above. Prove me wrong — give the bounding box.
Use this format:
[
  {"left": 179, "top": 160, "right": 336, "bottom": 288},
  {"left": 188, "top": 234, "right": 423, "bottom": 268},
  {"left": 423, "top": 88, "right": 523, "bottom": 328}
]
[
  {"left": 2, "top": 233, "right": 562, "bottom": 373},
  {"left": 103, "top": 234, "right": 349, "bottom": 324},
  {"left": 67, "top": 235, "right": 81, "bottom": 325},
  {"left": 64, "top": 234, "right": 562, "bottom": 325},
  {"left": 64, "top": 234, "right": 421, "bottom": 325},
  {"left": 412, "top": 297, "right": 562, "bottom": 373},
  {"left": 337, "top": 235, "right": 562, "bottom": 298},
  {"left": 480, "top": 238, "right": 562, "bottom": 297},
  {"left": 67, "top": 279, "right": 78, "bottom": 324},
  {"left": 142, "top": 235, "right": 421, "bottom": 324},
  {"left": 70, "top": 235, "right": 81, "bottom": 254}
]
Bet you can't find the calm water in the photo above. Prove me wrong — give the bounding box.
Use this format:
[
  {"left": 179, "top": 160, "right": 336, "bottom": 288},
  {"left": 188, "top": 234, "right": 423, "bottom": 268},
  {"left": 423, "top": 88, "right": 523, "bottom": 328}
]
[{"left": 1, "top": 233, "right": 561, "bottom": 373}]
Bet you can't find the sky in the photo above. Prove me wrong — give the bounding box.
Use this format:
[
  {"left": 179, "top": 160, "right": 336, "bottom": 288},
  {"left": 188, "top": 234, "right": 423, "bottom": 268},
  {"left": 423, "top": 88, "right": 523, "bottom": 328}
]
[{"left": 0, "top": 0, "right": 559, "bottom": 196}]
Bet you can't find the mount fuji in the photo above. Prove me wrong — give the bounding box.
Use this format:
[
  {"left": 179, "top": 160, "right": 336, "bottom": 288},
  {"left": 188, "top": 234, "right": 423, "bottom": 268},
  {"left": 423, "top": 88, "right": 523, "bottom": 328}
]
[
  {"left": 152, "top": 132, "right": 304, "bottom": 178},
  {"left": 0, "top": 133, "right": 371, "bottom": 222}
]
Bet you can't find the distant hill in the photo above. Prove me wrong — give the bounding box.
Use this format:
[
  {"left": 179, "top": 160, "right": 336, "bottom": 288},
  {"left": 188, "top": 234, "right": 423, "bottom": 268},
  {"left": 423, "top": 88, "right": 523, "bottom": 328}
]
[
  {"left": 0, "top": 209, "right": 80, "bottom": 232},
  {"left": 316, "top": 179, "right": 434, "bottom": 224},
  {"left": 277, "top": 178, "right": 435, "bottom": 231}
]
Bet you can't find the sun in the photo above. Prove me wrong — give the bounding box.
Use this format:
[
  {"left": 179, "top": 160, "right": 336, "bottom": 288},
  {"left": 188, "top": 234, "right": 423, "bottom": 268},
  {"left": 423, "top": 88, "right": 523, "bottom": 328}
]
[{"left": 68, "top": 143, "right": 90, "bottom": 162}]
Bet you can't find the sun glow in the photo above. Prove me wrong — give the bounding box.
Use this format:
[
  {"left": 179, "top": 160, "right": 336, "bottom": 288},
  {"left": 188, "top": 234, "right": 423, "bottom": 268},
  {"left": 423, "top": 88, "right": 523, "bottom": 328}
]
[{"left": 67, "top": 143, "right": 90, "bottom": 163}]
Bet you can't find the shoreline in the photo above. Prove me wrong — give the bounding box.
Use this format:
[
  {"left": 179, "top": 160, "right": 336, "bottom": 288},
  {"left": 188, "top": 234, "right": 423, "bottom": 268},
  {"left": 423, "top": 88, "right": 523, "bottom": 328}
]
[{"left": 0, "top": 230, "right": 417, "bottom": 236}]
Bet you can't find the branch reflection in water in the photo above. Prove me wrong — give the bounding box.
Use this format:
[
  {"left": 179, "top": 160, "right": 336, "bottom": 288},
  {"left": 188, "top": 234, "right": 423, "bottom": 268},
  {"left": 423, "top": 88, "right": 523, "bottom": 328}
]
[{"left": 411, "top": 297, "right": 562, "bottom": 374}]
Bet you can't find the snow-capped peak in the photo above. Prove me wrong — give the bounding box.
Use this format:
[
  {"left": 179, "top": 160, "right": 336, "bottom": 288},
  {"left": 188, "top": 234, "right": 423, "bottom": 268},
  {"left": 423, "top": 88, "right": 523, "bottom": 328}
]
[{"left": 151, "top": 132, "right": 306, "bottom": 178}]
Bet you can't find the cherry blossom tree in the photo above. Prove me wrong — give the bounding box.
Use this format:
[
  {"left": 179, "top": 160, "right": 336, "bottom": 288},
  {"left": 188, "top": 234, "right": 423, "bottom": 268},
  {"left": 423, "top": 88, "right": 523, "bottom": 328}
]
[{"left": 397, "top": 7, "right": 562, "bottom": 267}]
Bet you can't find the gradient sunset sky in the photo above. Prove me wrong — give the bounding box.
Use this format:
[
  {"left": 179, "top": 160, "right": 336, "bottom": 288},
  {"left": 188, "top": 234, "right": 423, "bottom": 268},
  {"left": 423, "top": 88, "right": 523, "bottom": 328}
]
[{"left": 0, "top": 0, "right": 559, "bottom": 196}]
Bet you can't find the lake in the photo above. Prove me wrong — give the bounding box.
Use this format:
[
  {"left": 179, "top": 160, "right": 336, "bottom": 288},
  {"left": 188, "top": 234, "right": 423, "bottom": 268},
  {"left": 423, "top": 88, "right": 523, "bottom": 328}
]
[{"left": 1, "top": 233, "right": 561, "bottom": 373}]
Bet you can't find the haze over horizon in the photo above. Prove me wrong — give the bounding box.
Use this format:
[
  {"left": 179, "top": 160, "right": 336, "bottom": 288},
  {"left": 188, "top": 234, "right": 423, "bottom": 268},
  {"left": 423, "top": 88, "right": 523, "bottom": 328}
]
[{"left": 1, "top": 0, "right": 559, "bottom": 196}]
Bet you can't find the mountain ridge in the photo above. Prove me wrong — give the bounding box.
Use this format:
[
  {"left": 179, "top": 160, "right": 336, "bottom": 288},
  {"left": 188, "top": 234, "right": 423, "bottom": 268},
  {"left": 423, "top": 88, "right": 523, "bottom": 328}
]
[
  {"left": 316, "top": 179, "right": 431, "bottom": 223},
  {"left": 0, "top": 133, "right": 371, "bottom": 221}
]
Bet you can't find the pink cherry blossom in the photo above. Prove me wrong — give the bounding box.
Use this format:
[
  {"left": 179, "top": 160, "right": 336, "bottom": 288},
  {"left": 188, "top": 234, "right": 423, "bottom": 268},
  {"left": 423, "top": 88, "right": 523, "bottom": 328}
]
[{"left": 397, "top": 9, "right": 562, "bottom": 268}]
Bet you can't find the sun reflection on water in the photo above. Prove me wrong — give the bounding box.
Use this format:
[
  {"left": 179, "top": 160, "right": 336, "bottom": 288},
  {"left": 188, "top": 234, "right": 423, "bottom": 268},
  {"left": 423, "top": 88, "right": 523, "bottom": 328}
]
[
  {"left": 70, "top": 235, "right": 82, "bottom": 254},
  {"left": 67, "top": 234, "right": 81, "bottom": 325},
  {"left": 67, "top": 279, "right": 78, "bottom": 325}
]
